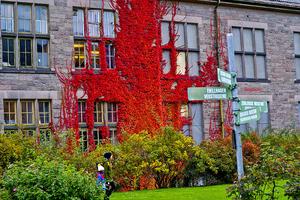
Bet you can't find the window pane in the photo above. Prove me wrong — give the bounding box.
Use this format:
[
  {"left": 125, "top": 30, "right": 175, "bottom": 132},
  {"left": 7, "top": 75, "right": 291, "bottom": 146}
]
[
  {"left": 26, "top": 40, "right": 31, "bottom": 52},
  {"left": 188, "top": 52, "right": 199, "bottom": 76},
  {"left": 294, "top": 33, "right": 300, "bottom": 55},
  {"left": 74, "top": 42, "right": 85, "bottom": 68},
  {"left": 9, "top": 39, "right": 14, "bottom": 51},
  {"left": 88, "top": 10, "right": 100, "bottom": 37},
  {"left": 162, "top": 50, "right": 171, "bottom": 74},
  {"left": 175, "top": 23, "right": 185, "bottom": 48},
  {"left": 256, "top": 56, "right": 266, "bottom": 79},
  {"left": 235, "top": 54, "right": 243, "bottom": 78},
  {"left": 3, "top": 53, "right": 8, "bottom": 64},
  {"left": 18, "top": 5, "right": 31, "bottom": 32},
  {"left": 176, "top": 52, "right": 186, "bottom": 75},
  {"left": 187, "top": 24, "right": 198, "bottom": 49},
  {"left": 243, "top": 28, "right": 253, "bottom": 52},
  {"left": 233, "top": 28, "right": 242, "bottom": 51},
  {"left": 37, "top": 39, "right": 49, "bottom": 67},
  {"left": 73, "top": 9, "right": 84, "bottom": 36},
  {"left": 39, "top": 102, "right": 44, "bottom": 112},
  {"left": 20, "top": 53, "right": 26, "bottom": 66},
  {"left": 1, "top": 3, "right": 14, "bottom": 32},
  {"left": 296, "top": 58, "right": 300, "bottom": 79},
  {"left": 4, "top": 102, "right": 9, "bottom": 112},
  {"left": 244, "top": 55, "right": 255, "bottom": 78},
  {"left": 161, "top": 22, "right": 170, "bottom": 45},
  {"left": 9, "top": 53, "right": 15, "bottom": 66},
  {"left": 3, "top": 39, "right": 8, "bottom": 51},
  {"left": 26, "top": 54, "right": 32, "bottom": 66},
  {"left": 36, "top": 6, "right": 48, "bottom": 34},
  {"left": 255, "top": 29, "right": 265, "bottom": 53},
  {"left": 20, "top": 40, "right": 25, "bottom": 52},
  {"left": 37, "top": 40, "right": 43, "bottom": 52},
  {"left": 104, "top": 11, "right": 115, "bottom": 38}
]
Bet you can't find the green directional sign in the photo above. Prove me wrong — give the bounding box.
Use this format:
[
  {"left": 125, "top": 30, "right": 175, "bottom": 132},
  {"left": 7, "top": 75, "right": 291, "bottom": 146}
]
[
  {"left": 236, "top": 108, "right": 260, "bottom": 125},
  {"left": 217, "top": 68, "right": 236, "bottom": 86},
  {"left": 188, "top": 87, "right": 232, "bottom": 101},
  {"left": 240, "top": 100, "right": 268, "bottom": 113}
]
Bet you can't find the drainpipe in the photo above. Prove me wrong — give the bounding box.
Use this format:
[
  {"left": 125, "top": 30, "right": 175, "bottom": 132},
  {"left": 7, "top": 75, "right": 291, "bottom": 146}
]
[{"left": 214, "top": 0, "right": 225, "bottom": 138}]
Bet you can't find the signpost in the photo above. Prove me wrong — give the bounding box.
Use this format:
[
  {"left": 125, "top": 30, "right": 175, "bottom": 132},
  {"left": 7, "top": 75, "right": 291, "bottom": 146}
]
[
  {"left": 188, "top": 87, "right": 232, "bottom": 101},
  {"left": 187, "top": 33, "right": 270, "bottom": 181},
  {"left": 240, "top": 100, "right": 268, "bottom": 113},
  {"left": 227, "top": 33, "right": 244, "bottom": 181},
  {"left": 217, "top": 68, "right": 236, "bottom": 86},
  {"left": 236, "top": 108, "right": 260, "bottom": 125}
]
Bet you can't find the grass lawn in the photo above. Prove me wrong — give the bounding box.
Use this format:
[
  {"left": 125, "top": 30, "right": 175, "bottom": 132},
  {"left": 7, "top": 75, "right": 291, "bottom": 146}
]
[
  {"left": 110, "top": 183, "right": 289, "bottom": 200},
  {"left": 110, "top": 185, "right": 230, "bottom": 200}
]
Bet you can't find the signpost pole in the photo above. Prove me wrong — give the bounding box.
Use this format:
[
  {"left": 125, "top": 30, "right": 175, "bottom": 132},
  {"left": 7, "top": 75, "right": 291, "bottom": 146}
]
[{"left": 227, "top": 33, "right": 244, "bottom": 181}]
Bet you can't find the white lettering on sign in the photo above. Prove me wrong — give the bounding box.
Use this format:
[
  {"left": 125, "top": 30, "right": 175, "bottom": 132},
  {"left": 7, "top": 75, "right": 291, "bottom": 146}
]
[
  {"left": 240, "top": 114, "right": 258, "bottom": 122},
  {"left": 206, "top": 88, "right": 226, "bottom": 94},
  {"left": 204, "top": 94, "right": 227, "bottom": 99},
  {"left": 220, "top": 70, "right": 232, "bottom": 79},
  {"left": 240, "top": 109, "right": 257, "bottom": 117}
]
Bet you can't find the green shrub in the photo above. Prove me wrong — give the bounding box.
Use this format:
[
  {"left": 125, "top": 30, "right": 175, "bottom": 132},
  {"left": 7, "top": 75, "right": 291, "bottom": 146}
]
[
  {"left": 149, "top": 127, "right": 195, "bottom": 188},
  {"left": 285, "top": 176, "right": 300, "bottom": 200},
  {"left": 183, "top": 145, "right": 216, "bottom": 186},
  {"left": 0, "top": 133, "right": 37, "bottom": 176},
  {"left": 1, "top": 156, "right": 102, "bottom": 200},
  {"left": 227, "top": 142, "right": 299, "bottom": 200},
  {"left": 200, "top": 137, "right": 236, "bottom": 184}
]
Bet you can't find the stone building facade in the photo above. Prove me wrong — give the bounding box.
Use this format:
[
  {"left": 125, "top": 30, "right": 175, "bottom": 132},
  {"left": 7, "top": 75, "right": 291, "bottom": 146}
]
[{"left": 0, "top": 0, "right": 299, "bottom": 146}]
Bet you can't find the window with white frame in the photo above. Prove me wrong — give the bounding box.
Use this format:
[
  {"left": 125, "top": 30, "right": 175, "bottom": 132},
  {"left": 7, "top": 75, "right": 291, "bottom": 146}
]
[
  {"left": 35, "top": 6, "right": 48, "bottom": 34},
  {"left": 94, "top": 102, "right": 104, "bottom": 123},
  {"left": 106, "top": 43, "right": 115, "bottom": 69},
  {"left": 18, "top": 4, "right": 31, "bottom": 33},
  {"left": 4, "top": 100, "right": 17, "bottom": 125},
  {"left": 93, "top": 129, "right": 103, "bottom": 146},
  {"left": 294, "top": 32, "right": 300, "bottom": 79},
  {"left": 110, "top": 128, "right": 117, "bottom": 144},
  {"left": 78, "top": 101, "right": 86, "bottom": 123},
  {"left": 88, "top": 10, "right": 100, "bottom": 37},
  {"left": 21, "top": 101, "right": 35, "bottom": 125},
  {"left": 1, "top": 3, "right": 14, "bottom": 32},
  {"left": 2, "top": 38, "right": 15, "bottom": 67},
  {"left": 73, "top": 9, "right": 84, "bottom": 36},
  {"left": 180, "top": 104, "right": 189, "bottom": 119},
  {"left": 74, "top": 41, "right": 85, "bottom": 69},
  {"left": 232, "top": 27, "right": 266, "bottom": 79},
  {"left": 38, "top": 100, "right": 50, "bottom": 124},
  {"left": 91, "top": 42, "right": 100, "bottom": 69},
  {"left": 80, "top": 129, "right": 88, "bottom": 151},
  {"left": 73, "top": 42, "right": 115, "bottom": 69},
  {"left": 103, "top": 11, "right": 115, "bottom": 38},
  {"left": 37, "top": 39, "right": 49, "bottom": 67},
  {"left": 107, "top": 103, "right": 118, "bottom": 123},
  {"left": 161, "top": 22, "right": 199, "bottom": 76}
]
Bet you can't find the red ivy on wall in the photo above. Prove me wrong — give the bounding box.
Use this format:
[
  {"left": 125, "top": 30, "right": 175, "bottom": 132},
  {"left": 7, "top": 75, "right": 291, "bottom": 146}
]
[{"left": 54, "top": 0, "right": 232, "bottom": 152}]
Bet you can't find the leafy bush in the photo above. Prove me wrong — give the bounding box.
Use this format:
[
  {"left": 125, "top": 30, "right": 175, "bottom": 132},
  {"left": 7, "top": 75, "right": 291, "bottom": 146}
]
[
  {"left": 285, "top": 176, "right": 300, "bottom": 200},
  {"left": 183, "top": 145, "right": 216, "bottom": 186},
  {"left": 0, "top": 156, "right": 102, "bottom": 200},
  {"left": 227, "top": 142, "right": 299, "bottom": 200},
  {"left": 149, "top": 127, "right": 195, "bottom": 188},
  {"left": 0, "top": 133, "right": 37, "bottom": 176},
  {"left": 200, "top": 137, "right": 236, "bottom": 184}
]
